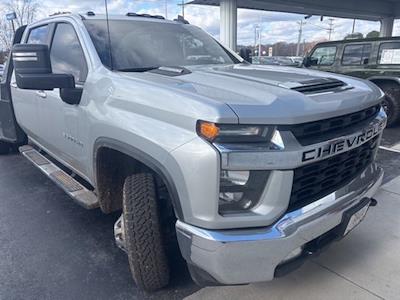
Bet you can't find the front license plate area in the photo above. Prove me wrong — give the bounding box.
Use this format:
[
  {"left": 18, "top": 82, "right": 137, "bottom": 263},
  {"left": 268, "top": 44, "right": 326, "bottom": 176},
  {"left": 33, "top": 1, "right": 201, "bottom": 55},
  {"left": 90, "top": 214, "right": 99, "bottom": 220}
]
[{"left": 339, "top": 198, "right": 371, "bottom": 237}]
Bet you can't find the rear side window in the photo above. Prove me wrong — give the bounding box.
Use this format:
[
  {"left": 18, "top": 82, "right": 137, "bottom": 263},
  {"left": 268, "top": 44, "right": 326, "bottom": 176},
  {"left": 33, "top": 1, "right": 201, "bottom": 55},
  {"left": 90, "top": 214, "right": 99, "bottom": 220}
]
[
  {"left": 50, "top": 23, "right": 88, "bottom": 83},
  {"left": 378, "top": 42, "right": 400, "bottom": 64},
  {"left": 310, "top": 46, "right": 337, "bottom": 66},
  {"left": 27, "top": 25, "right": 49, "bottom": 44},
  {"left": 342, "top": 44, "right": 372, "bottom": 65}
]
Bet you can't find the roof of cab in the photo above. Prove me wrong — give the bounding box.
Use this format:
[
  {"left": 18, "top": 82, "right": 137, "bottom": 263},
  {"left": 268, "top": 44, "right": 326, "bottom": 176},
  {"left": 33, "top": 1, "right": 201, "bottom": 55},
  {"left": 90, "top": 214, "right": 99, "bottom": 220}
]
[
  {"left": 315, "top": 36, "right": 400, "bottom": 47},
  {"left": 30, "top": 12, "right": 184, "bottom": 26}
]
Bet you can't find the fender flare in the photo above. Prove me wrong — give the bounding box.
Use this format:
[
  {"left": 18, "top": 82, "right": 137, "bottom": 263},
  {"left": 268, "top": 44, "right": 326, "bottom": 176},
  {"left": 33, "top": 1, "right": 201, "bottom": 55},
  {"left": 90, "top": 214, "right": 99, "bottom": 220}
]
[
  {"left": 367, "top": 76, "right": 400, "bottom": 86},
  {"left": 93, "top": 137, "right": 184, "bottom": 221}
]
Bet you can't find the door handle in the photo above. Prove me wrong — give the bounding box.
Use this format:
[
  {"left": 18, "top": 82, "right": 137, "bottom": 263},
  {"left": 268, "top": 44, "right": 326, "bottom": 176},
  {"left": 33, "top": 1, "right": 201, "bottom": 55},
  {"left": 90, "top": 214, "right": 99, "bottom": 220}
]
[
  {"left": 10, "top": 82, "right": 17, "bottom": 89},
  {"left": 36, "top": 90, "right": 47, "bottom": 99}
]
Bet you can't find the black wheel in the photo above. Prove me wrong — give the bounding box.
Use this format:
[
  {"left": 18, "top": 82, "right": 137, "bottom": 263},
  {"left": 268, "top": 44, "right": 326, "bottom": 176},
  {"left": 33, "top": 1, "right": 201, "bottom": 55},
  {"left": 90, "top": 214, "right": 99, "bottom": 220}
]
[
  {"left": 0, "top": 141, "right": 12, "bottom": 155},
  {"left": 122, "top": 173, "right": 170, "bottom": 291},
  {"left": 379, "top": 83, "right": 400, "bottom": 127}
]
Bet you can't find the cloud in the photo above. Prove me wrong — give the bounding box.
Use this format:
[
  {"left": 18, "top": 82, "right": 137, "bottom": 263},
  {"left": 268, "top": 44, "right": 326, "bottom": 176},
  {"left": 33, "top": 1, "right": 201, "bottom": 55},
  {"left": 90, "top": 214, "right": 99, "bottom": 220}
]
[{"left": 3, "top": 0, "right": 387, "bottom": 46}]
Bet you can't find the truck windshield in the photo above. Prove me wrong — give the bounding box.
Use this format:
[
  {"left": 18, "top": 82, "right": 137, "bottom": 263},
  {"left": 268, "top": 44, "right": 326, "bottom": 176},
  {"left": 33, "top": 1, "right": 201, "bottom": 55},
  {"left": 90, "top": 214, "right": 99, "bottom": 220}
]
[{"left": 84, "top": 19, "right": 239, "bottom": 71}]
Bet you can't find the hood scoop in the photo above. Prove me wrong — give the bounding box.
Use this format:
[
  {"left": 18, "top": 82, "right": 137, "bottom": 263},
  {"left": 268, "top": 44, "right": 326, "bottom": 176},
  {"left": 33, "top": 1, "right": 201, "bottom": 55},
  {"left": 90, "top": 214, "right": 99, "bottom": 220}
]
[
  {"left": 280, "top": 78, "right": 349, "bottom": 94},
  {"left": 149, "top": 66, "right": 191, "bottom": 77}
]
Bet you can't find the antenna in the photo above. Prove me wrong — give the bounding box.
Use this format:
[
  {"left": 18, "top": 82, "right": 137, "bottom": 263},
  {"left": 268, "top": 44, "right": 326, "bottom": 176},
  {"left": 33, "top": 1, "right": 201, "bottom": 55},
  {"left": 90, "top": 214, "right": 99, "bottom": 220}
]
[{"left": 104, "top": 0, "right": 114, "bottom": 70}]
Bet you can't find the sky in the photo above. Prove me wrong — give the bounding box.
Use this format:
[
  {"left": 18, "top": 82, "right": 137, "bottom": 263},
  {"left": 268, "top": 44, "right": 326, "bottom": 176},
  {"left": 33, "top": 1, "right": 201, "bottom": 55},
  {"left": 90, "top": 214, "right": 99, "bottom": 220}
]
[{"left": 3, "top": 0, "right": 400, "bottom": 46}]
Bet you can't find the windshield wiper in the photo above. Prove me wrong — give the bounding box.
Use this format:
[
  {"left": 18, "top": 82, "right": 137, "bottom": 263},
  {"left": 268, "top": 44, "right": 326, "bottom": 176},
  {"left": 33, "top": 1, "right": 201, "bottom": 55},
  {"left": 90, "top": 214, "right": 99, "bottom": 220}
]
[
  {"left": 117, "top": 66, "right": 190, "bottom": 76},
  {"left": 117, "top": 66, "right": 160, "bottom": 72}
]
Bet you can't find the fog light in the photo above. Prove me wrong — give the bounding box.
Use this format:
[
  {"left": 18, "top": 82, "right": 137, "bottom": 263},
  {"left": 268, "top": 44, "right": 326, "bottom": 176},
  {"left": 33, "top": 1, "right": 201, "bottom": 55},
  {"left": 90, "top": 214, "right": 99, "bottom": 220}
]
[{"left": 219, "top": 170, "right": 269, "bottom": 215}]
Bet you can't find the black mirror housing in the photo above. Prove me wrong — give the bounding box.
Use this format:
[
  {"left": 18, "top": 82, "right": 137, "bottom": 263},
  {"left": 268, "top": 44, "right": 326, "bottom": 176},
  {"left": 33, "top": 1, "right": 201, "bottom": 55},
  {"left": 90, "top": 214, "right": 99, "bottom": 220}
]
[
  {"left": 13, "top": 44, "right": 51, "bottom": 74},
  {"left": 12, "top": 43, "right": 75, "bottom": 90},
  {"left": 303, "top": 56, "right": 311, "bottom": 67},
  {"left": 60, "top": 88, "right": 83, "bottom": 105},
  {"left": 16, "top": 73, "right": 75, "bottom": 90},
  {"left": 239, "top": 48, "right": 252, "bottom": 64}
]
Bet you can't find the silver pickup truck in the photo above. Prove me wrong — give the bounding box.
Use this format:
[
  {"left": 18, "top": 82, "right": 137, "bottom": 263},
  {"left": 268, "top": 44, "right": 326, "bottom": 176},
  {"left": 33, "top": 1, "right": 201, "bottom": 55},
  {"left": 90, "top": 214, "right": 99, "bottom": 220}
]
[{"left": 0, "top": 12, "right": 386, "bottom": 291}]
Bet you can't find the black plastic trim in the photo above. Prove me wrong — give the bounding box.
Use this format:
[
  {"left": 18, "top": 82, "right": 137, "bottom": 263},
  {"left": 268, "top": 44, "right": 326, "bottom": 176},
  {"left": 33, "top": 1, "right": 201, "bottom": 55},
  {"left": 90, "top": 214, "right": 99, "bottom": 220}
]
[
  {"left": 93, "top": 138, "right": 184, "bottom": 221},
  {"left": 275, "top": 198, "right": 371, "bottom": 278}
]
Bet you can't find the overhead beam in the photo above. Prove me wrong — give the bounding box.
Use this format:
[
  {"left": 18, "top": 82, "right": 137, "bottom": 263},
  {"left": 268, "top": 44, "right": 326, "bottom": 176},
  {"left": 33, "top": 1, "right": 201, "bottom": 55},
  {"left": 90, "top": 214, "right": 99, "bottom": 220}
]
[{"left": 189, "top": 0, "right": 397, "bottom": 21}]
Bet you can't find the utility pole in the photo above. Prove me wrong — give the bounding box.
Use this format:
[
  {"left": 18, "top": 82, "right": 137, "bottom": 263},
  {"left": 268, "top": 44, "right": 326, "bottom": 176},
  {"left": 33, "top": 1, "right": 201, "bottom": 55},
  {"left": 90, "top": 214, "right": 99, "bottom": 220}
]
[
  {"left": 327, "top": 18, "right": 334, "bottom": 40},
  {"left": 296, "top": 20, "right": 305, "bottom": 56},
  {"left": 178, "top": 0, "right": 185, "bottom": 18},
  {"left": 352, "top": 19, "right": 356, "bottom": 34},
  {"left": 165, "top": 0, "right": 168, "bottom": 19},
  {"left": 253, "top": 25, "right": 259, "bottom": 56},
  {"left": 258, "top": 26, "right": 262, "bottom": 58}
]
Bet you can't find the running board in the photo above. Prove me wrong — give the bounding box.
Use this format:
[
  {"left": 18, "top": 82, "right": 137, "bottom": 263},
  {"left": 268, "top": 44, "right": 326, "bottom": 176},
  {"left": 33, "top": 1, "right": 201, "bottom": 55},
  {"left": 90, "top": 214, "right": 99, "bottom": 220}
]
[{"left": 19, "top": 145, "right": 99, "bottom": 209}]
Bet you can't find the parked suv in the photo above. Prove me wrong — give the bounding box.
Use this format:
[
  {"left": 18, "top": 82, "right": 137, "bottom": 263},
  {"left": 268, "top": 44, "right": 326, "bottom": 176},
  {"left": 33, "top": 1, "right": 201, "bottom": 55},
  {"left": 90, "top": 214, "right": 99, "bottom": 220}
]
[
  {"left": 304, "top": 37, "right": 400, "bottom": 127},
  {"left": 0, "top": 13, "right": 386, "bottom": 291}
]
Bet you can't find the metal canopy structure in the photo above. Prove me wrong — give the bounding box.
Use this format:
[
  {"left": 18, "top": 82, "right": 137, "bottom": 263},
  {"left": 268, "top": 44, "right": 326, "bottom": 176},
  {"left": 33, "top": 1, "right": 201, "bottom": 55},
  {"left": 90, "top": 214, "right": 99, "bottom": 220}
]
[{"left": 190, "top": 0, "right": 400, "bottom": 50}]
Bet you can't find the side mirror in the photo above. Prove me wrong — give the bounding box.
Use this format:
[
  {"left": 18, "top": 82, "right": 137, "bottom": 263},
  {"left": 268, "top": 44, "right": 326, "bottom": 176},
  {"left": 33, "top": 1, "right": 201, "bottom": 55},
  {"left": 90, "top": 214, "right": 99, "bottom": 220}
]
[
  {"left": 303, "top": 56, "right": 311, "bottom": 67},
  {"left": 12, "top": 44, "right": 75, "bottom": 90},
  {"left": 239, "top": 48, "right": 252, "bottom": 64},
  {"left": 303, "top": 56, "right": 319, "bottom": 67}
]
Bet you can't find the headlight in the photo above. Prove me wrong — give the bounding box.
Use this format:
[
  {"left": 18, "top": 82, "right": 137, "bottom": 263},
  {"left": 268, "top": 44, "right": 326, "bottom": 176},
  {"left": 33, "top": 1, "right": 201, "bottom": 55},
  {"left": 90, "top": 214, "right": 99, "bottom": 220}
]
[
  {"left": 219, "top": 170, "right": 270, "bottom": 215},
  {"left": 197, "top": 121, "right": 280, "bottom": 215},
  {"left": 197, "top": 121, "right": 272, "bottom": 143}
]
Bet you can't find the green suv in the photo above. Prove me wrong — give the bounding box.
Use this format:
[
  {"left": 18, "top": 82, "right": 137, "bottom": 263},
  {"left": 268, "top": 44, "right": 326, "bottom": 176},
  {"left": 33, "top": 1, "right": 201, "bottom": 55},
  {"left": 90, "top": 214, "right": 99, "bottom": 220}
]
[{"left": 304, "top": 37, "right": 400, "bottom": 126}]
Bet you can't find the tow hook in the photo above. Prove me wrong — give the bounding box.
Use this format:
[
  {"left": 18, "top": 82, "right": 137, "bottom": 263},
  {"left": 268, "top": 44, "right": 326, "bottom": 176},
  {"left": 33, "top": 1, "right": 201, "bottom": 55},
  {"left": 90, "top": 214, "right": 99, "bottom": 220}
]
[
  {"left": 114, "top": 215, "right": 127, "bottom": 253},
  {"left": 370, "top": 198, "right": 378, "bottom": 207}
]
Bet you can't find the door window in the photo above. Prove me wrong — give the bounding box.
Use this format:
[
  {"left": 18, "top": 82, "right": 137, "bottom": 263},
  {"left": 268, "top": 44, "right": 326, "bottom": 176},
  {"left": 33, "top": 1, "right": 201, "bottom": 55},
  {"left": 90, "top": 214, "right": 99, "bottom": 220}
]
[
  {"left": 27, "top": 25, "right": 49, "bottom": 44},
  {"left": 378, "top": 42, "right": 400, "bottom": 65},
  {"left": 50, "top": 23, "right": 88, "bottom": 83},
  {"left": 310, "top": 46, "right": 337, "bottom": 66},
  {"left": 342, "top": 44, "right": 372, "bottom": 65}
]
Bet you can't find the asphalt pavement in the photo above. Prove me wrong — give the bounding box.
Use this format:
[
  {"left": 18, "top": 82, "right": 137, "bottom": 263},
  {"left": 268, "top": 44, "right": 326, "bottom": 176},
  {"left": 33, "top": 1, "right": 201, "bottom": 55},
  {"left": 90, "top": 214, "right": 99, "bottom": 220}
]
[{"left": 0, "top": 128, "right": 399, "bottom": 300}]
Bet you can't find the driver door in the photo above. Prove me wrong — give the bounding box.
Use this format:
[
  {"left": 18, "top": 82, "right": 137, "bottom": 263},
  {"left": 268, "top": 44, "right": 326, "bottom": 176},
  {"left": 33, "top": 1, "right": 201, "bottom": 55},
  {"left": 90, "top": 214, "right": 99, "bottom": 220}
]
[
  {"left": 37, "top": 22, "right": 88, "bottom": 173},
  {"left": 307, "top": 45, "right": 338, "bottom": 73}
]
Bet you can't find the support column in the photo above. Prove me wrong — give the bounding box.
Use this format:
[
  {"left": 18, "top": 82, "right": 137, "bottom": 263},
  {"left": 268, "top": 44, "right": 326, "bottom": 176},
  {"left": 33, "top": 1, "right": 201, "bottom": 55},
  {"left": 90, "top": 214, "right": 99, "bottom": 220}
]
[
  {"left": 380, "top": 17, "right": 394, "bottom": 37},
  {"left": 220, "top": 0, "right": 237, "bottom": 51}
]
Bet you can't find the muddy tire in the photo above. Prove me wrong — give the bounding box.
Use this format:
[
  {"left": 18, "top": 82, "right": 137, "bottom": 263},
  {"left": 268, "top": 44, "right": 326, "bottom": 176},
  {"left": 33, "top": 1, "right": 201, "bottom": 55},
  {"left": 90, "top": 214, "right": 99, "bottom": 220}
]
[
  {"left": 122, "top": 172, "right": 170, "bottom": 291},
  {"left": 379, "top": 83, "right": 400, "bottom": 127}
]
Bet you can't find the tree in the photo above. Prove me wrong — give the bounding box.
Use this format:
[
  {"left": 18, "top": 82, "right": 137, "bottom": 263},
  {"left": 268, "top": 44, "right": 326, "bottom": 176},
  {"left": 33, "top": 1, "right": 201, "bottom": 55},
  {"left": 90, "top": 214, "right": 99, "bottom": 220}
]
[
  {"left": 366, "top": 30, "right": 380, "bottom": 39},
  {"left": 0, "top": 0, "right": 38, "bottom": 50},
  {"left": 344, "top": 32, "right": 364, "bottom": 40}
]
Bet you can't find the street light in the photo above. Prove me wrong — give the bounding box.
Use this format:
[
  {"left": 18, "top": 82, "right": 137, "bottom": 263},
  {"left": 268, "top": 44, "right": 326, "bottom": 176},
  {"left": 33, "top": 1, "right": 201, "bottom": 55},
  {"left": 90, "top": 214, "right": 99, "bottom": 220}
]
[{"left": 6, "top": 12, "right": 17, "bottom": 34}]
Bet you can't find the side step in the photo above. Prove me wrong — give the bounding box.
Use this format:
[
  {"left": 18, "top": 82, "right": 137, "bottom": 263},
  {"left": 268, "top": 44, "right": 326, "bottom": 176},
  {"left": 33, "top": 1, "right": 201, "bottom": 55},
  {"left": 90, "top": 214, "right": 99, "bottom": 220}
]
[{"left": 19, "top": 145, "right": 99, "bottom": 209}]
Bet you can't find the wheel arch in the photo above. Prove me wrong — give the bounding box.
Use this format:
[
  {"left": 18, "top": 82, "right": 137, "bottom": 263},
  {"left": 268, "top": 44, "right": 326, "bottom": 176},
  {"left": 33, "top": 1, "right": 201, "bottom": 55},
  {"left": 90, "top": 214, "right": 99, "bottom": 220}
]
[
  {"left": 367, "top": 76, "right": 400, "bottom": 89},
  {"left": 93, "top": 137, "right": 184, "bottom": 220}
]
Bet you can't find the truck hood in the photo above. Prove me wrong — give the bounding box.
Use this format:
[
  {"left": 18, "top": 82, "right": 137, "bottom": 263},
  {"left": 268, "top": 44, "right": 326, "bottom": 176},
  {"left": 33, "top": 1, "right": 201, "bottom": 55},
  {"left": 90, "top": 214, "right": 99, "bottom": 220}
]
[{"left": 120, "top": 64, "right": 383, "bottom": 124}]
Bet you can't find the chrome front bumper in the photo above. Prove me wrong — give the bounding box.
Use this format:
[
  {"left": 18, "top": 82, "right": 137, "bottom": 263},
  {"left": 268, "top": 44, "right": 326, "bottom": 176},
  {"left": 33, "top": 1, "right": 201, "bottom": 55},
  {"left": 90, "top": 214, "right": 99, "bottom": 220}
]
[{"left": 176, "top": 163, "right": 383, "bottom": 285}]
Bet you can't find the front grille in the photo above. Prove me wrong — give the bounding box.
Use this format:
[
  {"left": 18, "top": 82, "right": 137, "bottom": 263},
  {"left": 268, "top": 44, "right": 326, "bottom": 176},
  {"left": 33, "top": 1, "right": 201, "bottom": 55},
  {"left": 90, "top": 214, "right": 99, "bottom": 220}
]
[
  {"left": 279, "top": 104, "right": 381, "bottom": 146},
  {"left": 288, "top": 137, "right": 378, "bottom": 212}
]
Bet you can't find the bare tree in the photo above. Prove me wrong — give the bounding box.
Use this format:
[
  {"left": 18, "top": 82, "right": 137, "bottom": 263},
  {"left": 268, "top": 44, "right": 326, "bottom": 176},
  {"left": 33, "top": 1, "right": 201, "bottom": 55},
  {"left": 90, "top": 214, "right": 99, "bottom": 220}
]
[{"left": 0, "top": 0, "right": 38, "bottom": 50}]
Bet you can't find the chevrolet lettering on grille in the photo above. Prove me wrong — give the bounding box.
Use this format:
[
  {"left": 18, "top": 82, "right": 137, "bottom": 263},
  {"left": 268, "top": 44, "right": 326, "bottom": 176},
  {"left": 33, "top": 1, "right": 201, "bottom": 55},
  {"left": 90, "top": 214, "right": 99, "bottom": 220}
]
[{"left": 302, "top": 118, "right": 386, "bottom": 163}]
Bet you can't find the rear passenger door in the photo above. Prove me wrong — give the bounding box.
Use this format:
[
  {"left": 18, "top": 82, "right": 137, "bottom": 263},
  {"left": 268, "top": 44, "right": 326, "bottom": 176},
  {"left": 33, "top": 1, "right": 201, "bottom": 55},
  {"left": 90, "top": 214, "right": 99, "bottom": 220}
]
[
  {"left": 370, "top": 41, "right": 400, "bottom": 77},
  {"left": 11, "top": 24, "right": 50, "bottom": 141},
  {"left": 340, "top": 43, "right": 372, "bottom": 78}
]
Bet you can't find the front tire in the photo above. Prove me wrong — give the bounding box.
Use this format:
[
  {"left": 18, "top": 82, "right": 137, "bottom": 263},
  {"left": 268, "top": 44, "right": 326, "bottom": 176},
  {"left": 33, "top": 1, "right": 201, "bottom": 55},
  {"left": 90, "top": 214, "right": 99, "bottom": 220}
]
[
  {"left": 122, "top": 173, "right": 170, "bottom": 291},
  {"left": 379, "top": 83, "right": 400, "bottom": 127}
]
